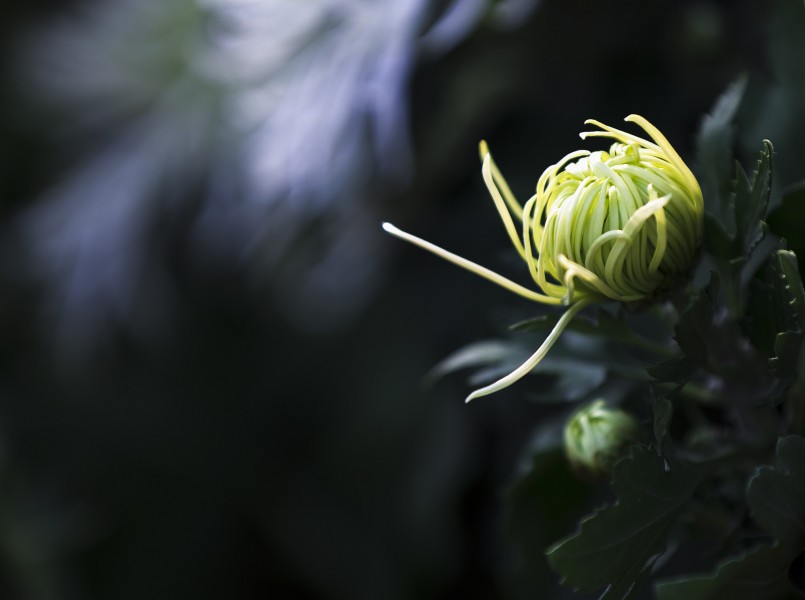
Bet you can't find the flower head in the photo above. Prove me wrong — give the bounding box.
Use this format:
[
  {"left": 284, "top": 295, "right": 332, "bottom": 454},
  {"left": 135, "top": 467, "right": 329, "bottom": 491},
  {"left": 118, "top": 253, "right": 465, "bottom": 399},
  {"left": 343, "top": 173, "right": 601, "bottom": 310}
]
[
  {"left": 384, "top": 115, "right": 703, "bottom": 402},
  {"left": 563, "top": 399, "right": 639, "bottom": 476}
]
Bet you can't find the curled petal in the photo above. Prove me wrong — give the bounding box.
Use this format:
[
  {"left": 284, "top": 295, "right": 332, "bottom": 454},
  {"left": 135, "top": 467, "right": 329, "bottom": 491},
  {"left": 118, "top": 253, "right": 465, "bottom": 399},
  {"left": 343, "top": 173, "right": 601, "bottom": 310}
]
[{"left": 465, "top": 298, "right": 594, "bottom": 402}]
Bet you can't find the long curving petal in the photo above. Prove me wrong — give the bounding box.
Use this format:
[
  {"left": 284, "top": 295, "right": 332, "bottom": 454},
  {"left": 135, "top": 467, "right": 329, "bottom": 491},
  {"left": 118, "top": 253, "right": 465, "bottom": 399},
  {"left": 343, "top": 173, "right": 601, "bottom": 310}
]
[
  {"left": 465, "top": 298, "right": 594, "bottom": 402},
  {"left": 481, "top": 154, "right": 527, "bottom": 261},
  {"left": 479, "top": 141, "right": 524, "bottom": 220},
  {"left": 624, "top": 115, "right": 703, "bottom": 212},
  {"left": 382, "top": 223, "right": 562, "bottom": 305}
]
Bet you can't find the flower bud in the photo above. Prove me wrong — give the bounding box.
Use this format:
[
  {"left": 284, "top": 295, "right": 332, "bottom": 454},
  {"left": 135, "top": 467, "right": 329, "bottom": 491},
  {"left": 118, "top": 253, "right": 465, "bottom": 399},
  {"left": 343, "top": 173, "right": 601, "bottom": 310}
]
[
  {"left": 540, "top": 116, "right": 703, "bottom": 304},
  {"left": 384, "top": 116, "right": 703, "bottom": 402},
  {"left": 563, "top": 399, "right": 639, "bottom": 476}
]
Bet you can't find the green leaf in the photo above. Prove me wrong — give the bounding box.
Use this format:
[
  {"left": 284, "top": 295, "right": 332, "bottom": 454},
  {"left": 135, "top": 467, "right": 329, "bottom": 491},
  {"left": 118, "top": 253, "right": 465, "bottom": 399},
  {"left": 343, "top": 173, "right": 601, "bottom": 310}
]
[
  {"left": 511, "top": 306, "right": 673, "bottom": 357},
  {"left": 769, "top": 0, "right": 805, "bottom": 102},
  {"left": 672, "top": 275, "right": 719, "bottom": 365},
  {"left": 732, "top": 140, "right": 774, "bottom": 259},
  {"left": 510, "top": 307, "right": 630, "bottom": 341},
  {"left": 699, "top": 134, "right": 774, "bottom": 318},
  {"left": 785, "top": 343, "right": 805, "bottom": 435},
  {"left": 655, "top": 436, "right": 805, "bottom": 600},
  {"left": 486, "top": 355, "right": 606, "bottom": 402},
  {"left": 426, "top": 338, "right": 609, "bottom": 402},
  {"left": 772, "top": 330, "right": 805, "bottom": 379},
  {"left": 767, "top": 182, "right": 805, "bottom": 266},
  {"left": 649, "top": 275, "right": 718, "bottom": 385},
  {"left": 747, "top": 435, "right": 805, "bottom": 546},
  {"left": 761, "top": 247, "right": 804, "bottom": 323},
  {"left": 546, "top": 447, "right": 703, "bottom": 599},
  {"left": 424, "top": 339, "right": 521, "bottom": 385},
  {"left": 741, "top": 0, "right": 805, "bottom": 192},
  {"left": 505, "top": 421, "right": 593, "bottom": 593},
  {"left": 647, "top": 356, "right": 697, "bottom": 385},
  {"left": 703, "top": 139, "right": 773, "bottom": 262},
  {"left": 748, "top": 246, "right": 803, "bottom": 356},
  {"left": 652, "top": 394, "right": 673, "bottom": 455},
  {"left": 655, "top": 543, "right": 797, "bottom": 600},
  {"left": 653, "top": 270, "right": 770, "bottom": 402},
  {"left": 648, "top": 273, "right": 719, "bottom": 384},
  {"left": 750, "top": 246, "right": 805, "bottom": 403},
  {"left": 697, "top": 77, "right": 746, "bottom": 253}
]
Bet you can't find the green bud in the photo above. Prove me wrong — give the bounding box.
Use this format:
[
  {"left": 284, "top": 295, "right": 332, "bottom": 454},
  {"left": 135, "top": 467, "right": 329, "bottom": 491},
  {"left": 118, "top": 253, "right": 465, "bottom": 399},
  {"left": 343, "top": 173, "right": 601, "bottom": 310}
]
[
  {"left": 563, "top": 399, "right": 639, "bottom": 476},
  {"left": 384, "top": 116, "right": 703, "bottom": 402}
]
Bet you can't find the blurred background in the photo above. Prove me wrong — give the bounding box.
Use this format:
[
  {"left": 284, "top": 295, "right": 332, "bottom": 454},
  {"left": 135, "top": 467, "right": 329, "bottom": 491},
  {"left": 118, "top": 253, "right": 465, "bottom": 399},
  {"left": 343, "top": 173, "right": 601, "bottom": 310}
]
[{"left": 0, "top": 0, "right": 794, "bottom": 598}]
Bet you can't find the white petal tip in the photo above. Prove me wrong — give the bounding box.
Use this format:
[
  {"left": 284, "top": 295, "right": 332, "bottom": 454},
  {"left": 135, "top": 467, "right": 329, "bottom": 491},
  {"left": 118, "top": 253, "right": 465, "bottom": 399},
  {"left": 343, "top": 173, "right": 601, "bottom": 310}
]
[
  {"left": 465, "top": 388, "right": 490, "bottom": 403},
  {"left": 481, "top": 154, "right": 492, "bottom": 175}
]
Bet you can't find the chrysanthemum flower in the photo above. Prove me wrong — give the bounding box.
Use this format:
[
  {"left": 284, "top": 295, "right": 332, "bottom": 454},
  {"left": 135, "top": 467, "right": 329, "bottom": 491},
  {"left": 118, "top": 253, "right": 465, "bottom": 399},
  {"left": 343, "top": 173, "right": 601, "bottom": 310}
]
[{"left": 384, "top": 115, "right": 703, "bottom": 402}]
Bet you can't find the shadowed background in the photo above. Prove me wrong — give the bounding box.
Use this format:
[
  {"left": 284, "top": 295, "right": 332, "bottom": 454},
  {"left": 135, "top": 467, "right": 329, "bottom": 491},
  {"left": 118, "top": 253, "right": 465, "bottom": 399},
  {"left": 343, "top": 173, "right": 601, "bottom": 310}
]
[{"left": 0, "top": 0, "right": 787, "bottom": 598}]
